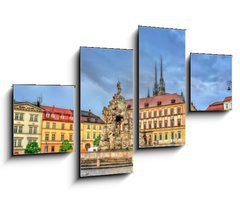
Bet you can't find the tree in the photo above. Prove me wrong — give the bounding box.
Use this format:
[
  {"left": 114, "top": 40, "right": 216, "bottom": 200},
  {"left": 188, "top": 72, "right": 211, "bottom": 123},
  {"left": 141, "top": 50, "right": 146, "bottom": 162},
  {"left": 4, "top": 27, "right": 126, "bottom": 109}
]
[
  {"left": 24, "top": 141, "right": 41, "bottom": 154},
  {"left": 93, "top": 135, "right": 101, "bottom": 147},
  {"left": 59, "top": 140, "right": 73, "bottom": 152}
]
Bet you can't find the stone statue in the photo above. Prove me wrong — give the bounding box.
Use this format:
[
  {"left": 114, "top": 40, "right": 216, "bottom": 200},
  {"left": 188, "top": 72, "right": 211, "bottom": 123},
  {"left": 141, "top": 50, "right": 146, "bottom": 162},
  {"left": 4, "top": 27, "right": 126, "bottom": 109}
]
[{"left": 99, "top": 81, "right": 133, "bottom": 151}]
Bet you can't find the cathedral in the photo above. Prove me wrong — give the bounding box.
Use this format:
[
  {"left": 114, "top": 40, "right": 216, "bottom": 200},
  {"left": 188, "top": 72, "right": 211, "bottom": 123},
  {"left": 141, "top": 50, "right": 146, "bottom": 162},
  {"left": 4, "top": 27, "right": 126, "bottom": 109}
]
[
  {"left": 126, "top": 56, "right": 186, "bottom": 147},
  {"left": 152, "top": 56, "right": 166, "bottom": 96}
]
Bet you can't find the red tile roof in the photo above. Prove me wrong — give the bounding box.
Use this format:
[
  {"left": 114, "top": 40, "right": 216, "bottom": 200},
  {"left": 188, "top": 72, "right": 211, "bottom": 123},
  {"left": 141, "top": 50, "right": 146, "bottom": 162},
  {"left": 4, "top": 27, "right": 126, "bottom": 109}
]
[
  {"left": 41, "top": 105, "right": 74, "bottom": 122},
  {"left": 80, "top": 110, "right": 104, "bottom": 124},
  {"left": 126, "top": 93, "right": 184, "bottom": 109},
  {"left": 206, "top": 102, "right": 224, "bottom": 111},
  {"left": 223, "top": 96, "right": 232, "bottom": 102}
]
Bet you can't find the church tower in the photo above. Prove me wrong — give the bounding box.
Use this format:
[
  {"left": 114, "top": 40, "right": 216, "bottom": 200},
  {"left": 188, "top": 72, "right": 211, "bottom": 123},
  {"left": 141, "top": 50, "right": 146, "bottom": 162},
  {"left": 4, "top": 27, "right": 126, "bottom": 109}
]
[
  {"left": 152, "top": 63, "right": 159, "bottom": 96},
  {"left": 158, "top": 56, "right": 166, "bottom": 95}
]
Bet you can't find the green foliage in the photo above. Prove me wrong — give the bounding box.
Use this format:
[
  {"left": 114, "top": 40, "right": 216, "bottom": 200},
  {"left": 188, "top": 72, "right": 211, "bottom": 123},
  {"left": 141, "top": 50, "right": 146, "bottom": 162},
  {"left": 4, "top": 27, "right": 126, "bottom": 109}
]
[
  {"left": 24, "top": 141, "right": 41, "bottom": 154},
  {"left": 93, "top": 135, "right": 101, "bottom": 147},
  {"left": 59, "top": 140, "right": 73, "bottom": 152}
]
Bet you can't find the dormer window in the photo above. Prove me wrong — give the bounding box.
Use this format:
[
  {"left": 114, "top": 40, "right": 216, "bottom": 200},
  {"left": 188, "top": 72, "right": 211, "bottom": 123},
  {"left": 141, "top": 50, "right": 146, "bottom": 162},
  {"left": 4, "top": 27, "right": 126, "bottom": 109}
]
[
  {"left": 171, "top": 99, "right": 176, "bottom": 104},
  {"left": 157, "top": 101, "right": 161, "bottom": 106},
  {"left": 70, "top": 116, "right": 73, "bottom": 120},
  {"left": 127, "top": 105, "right": 131, "bottom": 109},
  {"left": 46, "top": 113, "right": 50, "bottom": 118},
  {"left": 51, "top": 114, "right": 55, "bottom": 119},
  {"left": 61, "top": 115, "right": 64, "bottom": 119},
  {"left": 144, "top": 103, "right": 149, "bottom": 108}
]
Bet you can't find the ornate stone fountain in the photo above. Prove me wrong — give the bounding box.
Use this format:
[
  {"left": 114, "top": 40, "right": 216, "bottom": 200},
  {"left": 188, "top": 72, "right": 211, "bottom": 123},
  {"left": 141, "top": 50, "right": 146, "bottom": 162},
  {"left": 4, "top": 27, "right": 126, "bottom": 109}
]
[{"left": 99, "top": 81, "right": 133, "bottom": 151}]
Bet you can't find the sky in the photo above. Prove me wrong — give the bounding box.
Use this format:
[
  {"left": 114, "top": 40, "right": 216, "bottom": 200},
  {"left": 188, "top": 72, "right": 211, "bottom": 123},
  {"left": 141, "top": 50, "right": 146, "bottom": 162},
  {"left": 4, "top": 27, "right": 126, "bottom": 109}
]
[
  {"left": 191, "top": 53, "right": 232, "bottom": 110},
  {"left": 139, "top": 26, "right": 185, "bottom": 98},
  {"left": 80, "top": 47, "right": 133, "bottom": 117},
  {"left": 13, "top": 85, "right": 74, "bottom": 109}
]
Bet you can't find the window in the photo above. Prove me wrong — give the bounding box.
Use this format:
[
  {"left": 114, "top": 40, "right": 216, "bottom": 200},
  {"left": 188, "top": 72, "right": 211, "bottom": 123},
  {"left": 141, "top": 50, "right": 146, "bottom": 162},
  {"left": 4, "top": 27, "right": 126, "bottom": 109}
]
[
  {"left": 87, "top": 132, "right": 90, "bottom": 139},
  {"left": 70, "top": 124, "right": 73, "bottom": 130},
  {"left": 61, "top": 123, "right": 65, "bottom": 130},
  {"left": 14, "top": 139, "right": 17, "bottom": 147},
  {"left": 164, "top": 121, "right": 168, "bottom": 127},
  {"left": 154, "top": 134, "right": 157, "bottom": 142},
  {"left": 15, "top": 113, "right": 19, "bottom": 120},
  {"left": 70, "top": 116, "right": 73, "bottom": 120},
  {"left": 30, "top": 114, "right": 34, "bottom": 121},
  {"left": 171, "top": 118, "right": 174, "bottom": 127},
  {"left": 34, "top": 115, "right": 38, "bottom": 122},
  {"left": 52, "top": 123, "right": 56, "bottom": 129},
  {"left": 44, "top": 146, "right": 48, "bottom": 153},
  {"left": 13, "top": 126, "right": 18, "bottom": 133},
  {"left": 51, "top": 114, "right": 55, "bottom": 119},
  {"left": 154, "top": 111, "right": 157, "bottom": 117},
  {"left": 69, "top": 134, "right": 73, "bottom": 142},
  {"left": 99, "top": 126, "right": 101, "bottom": 130},
  {"left": 87, "top": 124, "right": 90, "bottom": 129},
  {"left": 171, "top": 99, "right": 176, "bottom": 104},
  {"left": 178, "top": 131, "right": 181, "bottom": 139},
  {"left": 61, "top": 134, "right": 64, "bottom": 141},
  {"left": 34, "top": 127, "right": 37, "bottom": 134},
  {"left": 154, "top": 121, "right": 157, "bottom": 129},
  {"left": 143, "top": 113, "right": 146, "bottom": 119},
  {"left": 157, "top": 101, "right": 161, "bottom": 106},
  {"left": 143, "top": 123, "right": 146, "bottom": 129},
  {"left": 46, "top": 122, "right": 50, "bottom": 128},
  {"left": 171, "top": 132, "right": 174, "bottom": 140},
  {"left": 18, "top": 140, "right": 22, "bottom": 147},
  {"left": 159, "top": 134, "right": 162, "bottom": 141},
  {"left": 170, "top": 108, "right": 174, "bottom": 115},
  {"left": 93, "top": 132, "right": 96, "bottom": 139},
  {"left": 46, "top": 113, "right": 50, "bottom": 118},
  {"left": 93, "top": 125, "right": 96, "bottom": 130},
  {"left": 164, "top": 109, "right": 168, "bottom": 116},
  {"left": 165, "top": 133, "right": 168, "bottom": 141},
  {"left": 177, "top": 107, "right": 181, "bottom": 114},
  {"left": 159, "top": 121, "right": 162, "bottom": 128},
  {"left": 178, "top": 119, "right": 181, "bottom": 126},
  {"left": 144, "top": 103, "right": 149, "bottom": 107},
  {"left": 18, "top": 126, "right": 23, "bottom": 133},
  {"left": 45, "top": 134, "right": 49, "bottom": 141},
  {"left": 29, "top": 127, "right": 33, "bottom": 134},
  {"left": 148, "top": 122, "right": 152, "bottom": 129},
  {"left": 20, "top": 113, "right": 24, "bottom": 120},
  {"left": 51, "top": 146, "right": 55, "bottom": 152},
  {"left": 61, "top": 115, "right": 64, "bottom": 119},
  {"left": 159, "top": 110, "right": 162, "bottom": 116},
  {"left": 28, "top": 139, "right": 32, "bottom": 144},
  {"left": 52, "top": 134, "right": 55, "bottom": 141},
  {"left": 139, "top": 122, "right": 141, "bottom": 129},
  {"left": 149, "top": 112, "right": 152, "bottom": 118}
]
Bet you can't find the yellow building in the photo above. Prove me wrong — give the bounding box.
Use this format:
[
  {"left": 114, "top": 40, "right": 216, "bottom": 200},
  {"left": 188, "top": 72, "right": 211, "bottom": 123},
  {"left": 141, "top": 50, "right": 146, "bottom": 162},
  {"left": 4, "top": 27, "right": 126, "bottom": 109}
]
[
  {"left": 127, "top": 93, "right": 186, "bottom": 147},
  {"left": 80, "top": 110, "right": 105, "bottom": 152},
  {"left": 126, "top": 58, "right": 185, "bottom": 147},
  {"left": 40, "top": 105, "right": 74, "bottom": 153},
  {"left": 13, "top": 102, "right": 44, "bottom": 155}
]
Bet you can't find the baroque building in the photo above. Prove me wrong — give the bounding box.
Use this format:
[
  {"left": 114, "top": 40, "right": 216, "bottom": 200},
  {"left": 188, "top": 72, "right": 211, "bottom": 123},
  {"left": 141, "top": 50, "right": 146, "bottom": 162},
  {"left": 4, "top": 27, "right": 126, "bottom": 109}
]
[
  {"left": 40, "top": 105, "right": 74, "bottom": 153},
  {"left": 127, "top": 57, "right": 186, "bottom": 147},
  {"left": 13, "top": 102, "right": 44, "bottom": 155},
  {"left": 80, "top": 110, "right": 105, "bottom": 152}
]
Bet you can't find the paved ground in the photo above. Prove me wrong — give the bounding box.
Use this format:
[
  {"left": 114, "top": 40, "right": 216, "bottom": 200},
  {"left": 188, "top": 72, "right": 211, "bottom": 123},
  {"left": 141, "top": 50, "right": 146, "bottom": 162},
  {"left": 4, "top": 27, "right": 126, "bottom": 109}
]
[{"left": 81, "top": 166, "right": 133, "bottom": 177}]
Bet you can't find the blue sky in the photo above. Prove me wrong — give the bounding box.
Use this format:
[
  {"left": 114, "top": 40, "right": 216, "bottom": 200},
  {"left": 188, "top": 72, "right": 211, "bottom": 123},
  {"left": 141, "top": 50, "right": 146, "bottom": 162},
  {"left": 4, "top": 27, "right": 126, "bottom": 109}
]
[
  {"left": 139, "top": 26, "right": 185, "bottom": 98},
  {"left": 13, "top": 85, "right": 74, "bottom": 109},
  {"left": 80, "top": 47, "right": 133, "bottom": 117},
  {"left": 191, "top": 53, "right": 232, "bottom": 110}
]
